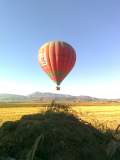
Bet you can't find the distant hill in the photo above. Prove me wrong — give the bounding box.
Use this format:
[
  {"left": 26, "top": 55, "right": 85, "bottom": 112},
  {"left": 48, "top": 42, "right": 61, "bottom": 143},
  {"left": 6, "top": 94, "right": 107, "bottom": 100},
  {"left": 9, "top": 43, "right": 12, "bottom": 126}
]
[
  {"left": 0, "top": 94, "right": 26, "bottom": 102},
  {"left": 28, "top": 92, "right": 72, "bottom": 99},
  {"left": 0, "top": 92, "right": 114, "bottom": 102}
]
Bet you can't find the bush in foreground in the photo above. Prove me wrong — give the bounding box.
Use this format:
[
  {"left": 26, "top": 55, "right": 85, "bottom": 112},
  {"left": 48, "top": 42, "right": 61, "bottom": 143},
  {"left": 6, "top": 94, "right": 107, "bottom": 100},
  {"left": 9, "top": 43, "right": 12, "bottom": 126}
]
[{"left": 0, "top": 106, "right": 109, "bottom": 160}]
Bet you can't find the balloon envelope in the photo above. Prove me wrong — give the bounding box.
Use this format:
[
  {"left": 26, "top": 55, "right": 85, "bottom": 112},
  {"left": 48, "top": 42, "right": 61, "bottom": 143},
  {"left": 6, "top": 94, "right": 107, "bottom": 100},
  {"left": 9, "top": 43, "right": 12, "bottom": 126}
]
[{"left": 38, "top": 41, "right": 76, "bottom": 89}]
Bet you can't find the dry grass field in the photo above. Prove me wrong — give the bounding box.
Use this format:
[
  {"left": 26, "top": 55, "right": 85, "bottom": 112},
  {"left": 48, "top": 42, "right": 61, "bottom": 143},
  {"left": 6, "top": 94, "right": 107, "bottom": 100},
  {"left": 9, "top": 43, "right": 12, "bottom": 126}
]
[
  {"left": 0, "top": 102, "right": 120, "bottom": 130},
  {"left": 72, "top": 105, "right": 120, "bottom": 130}
]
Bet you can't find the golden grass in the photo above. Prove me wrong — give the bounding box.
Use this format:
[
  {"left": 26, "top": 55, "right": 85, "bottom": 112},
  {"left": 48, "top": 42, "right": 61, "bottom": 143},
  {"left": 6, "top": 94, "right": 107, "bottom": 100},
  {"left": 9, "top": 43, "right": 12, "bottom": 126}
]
[
  {"left": 0, "top": 103, "right": 120, "bottom": 130},
  {"left": 72, "top": 106, "right": 120, "bottom": 130},
  {"left": 0, "top": 106, "right": 44, "bottom": 125}
]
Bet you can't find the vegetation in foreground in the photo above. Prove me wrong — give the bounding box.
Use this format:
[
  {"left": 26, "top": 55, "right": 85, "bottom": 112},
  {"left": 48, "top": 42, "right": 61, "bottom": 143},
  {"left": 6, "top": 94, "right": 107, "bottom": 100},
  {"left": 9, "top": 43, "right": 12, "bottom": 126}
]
[
  {"left": 0, "top": 102, "right": 120, "bottom": 160},
  {"left": 0, "top": 105, "right": 106, "bottom": 160}
]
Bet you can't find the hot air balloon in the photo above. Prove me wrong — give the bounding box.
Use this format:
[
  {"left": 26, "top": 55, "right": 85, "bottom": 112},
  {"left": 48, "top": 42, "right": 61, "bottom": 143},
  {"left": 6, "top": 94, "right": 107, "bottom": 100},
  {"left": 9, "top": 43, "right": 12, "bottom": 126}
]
[{"left": 38, "top": 41, "right": 76, "bottom": 90}]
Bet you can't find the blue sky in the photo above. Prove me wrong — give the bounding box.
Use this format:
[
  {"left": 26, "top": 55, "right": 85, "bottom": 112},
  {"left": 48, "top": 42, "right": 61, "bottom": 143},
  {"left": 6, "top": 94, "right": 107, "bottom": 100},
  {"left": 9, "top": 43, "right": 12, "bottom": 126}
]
[{"left": 0, "top": 0, "right": 120, "bottom": 98}]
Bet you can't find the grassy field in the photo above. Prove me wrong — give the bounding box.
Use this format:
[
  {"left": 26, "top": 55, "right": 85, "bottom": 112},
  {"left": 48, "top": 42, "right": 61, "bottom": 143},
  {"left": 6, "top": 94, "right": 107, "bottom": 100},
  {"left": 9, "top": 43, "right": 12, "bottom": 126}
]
[
  {"left": 72, "top": 105, "right": 120, "bottom": 130},
  {"left": 0, "top": 102, "right": 120, "bottom": 130}
]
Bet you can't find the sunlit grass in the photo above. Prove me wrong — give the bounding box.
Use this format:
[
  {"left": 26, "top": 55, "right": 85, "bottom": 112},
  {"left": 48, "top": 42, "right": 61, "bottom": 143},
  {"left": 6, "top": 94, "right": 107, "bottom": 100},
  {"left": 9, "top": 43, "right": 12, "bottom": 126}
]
[
  {"left": 0, "top": 103, "right": 120, "bottom": 130},
  {"left": 72, "top": 106, "right": 120, "bottom": 130}
]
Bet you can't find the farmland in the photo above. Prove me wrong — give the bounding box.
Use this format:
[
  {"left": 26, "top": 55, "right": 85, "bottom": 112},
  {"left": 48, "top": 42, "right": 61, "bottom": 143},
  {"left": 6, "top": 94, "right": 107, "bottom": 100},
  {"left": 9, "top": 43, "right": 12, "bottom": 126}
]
[{"left": 0, "top": 102, "right": 120, "bottom": 130}]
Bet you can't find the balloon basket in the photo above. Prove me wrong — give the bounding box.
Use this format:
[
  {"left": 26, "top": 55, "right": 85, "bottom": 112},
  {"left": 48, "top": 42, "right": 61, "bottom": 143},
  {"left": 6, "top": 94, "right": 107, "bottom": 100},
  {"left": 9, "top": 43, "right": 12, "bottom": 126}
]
[{"left": 56, "top": 86, "right": 60, "bottom": 90}]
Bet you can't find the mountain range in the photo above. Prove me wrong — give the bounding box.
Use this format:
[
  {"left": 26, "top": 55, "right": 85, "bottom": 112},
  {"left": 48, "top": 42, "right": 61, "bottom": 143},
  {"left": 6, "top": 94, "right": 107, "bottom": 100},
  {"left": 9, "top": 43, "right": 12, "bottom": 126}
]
[{"left": 0, "top": 92, "right": 115, "bottom": 102}]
